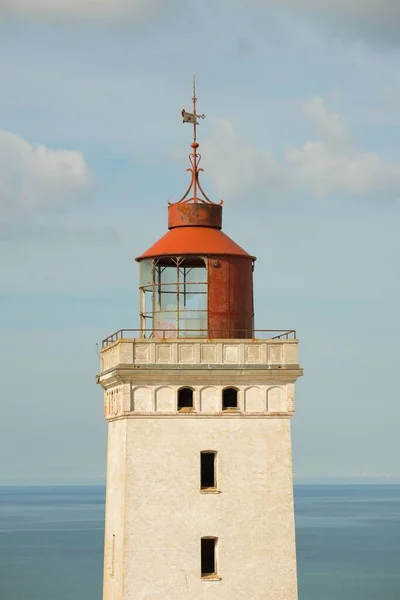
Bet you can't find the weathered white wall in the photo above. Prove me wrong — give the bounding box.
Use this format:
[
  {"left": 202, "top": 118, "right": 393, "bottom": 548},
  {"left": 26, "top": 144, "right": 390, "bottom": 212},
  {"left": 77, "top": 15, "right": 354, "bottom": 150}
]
[
  {"left": 103, "top": 420, "right": 127, "bottom": 600},
  {"left": 244, "top": 385, "right": 265, "bottom": 412},
  {"left": 155, "top": 386, "right": 175, "bottom": 412},
  {"left": 102, "top": 417, "right": 297, "bottom": 600},
  {"left": 132, "top": 386, "right": 151, "bottom": 412},
  {"left": 267, "top": 386, "right": 285, "bottom": 413},
  {"left": 200, "top": 386, "right": 219, "bottom": 412}
]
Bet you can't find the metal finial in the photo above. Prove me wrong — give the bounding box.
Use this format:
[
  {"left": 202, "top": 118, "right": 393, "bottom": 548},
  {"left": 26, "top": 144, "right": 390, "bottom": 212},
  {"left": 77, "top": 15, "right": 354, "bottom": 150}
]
[{"left": 172, "top": 77, "right": 222, "bottom": 206}]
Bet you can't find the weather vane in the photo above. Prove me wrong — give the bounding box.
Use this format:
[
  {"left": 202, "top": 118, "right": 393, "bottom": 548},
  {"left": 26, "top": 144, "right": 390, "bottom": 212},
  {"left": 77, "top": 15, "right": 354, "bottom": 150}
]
[
  {"left": 169, "top": 76, "right": 222, "bottom": 206},
  {"left": 181, "top": 75, "right": 206, "bottom": 142}
]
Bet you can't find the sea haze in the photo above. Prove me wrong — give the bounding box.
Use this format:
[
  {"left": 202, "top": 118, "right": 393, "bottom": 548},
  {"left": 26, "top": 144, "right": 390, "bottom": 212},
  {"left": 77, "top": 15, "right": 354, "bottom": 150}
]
[{"left": 0, "top": 485, "right": 399, "bottom": 600}]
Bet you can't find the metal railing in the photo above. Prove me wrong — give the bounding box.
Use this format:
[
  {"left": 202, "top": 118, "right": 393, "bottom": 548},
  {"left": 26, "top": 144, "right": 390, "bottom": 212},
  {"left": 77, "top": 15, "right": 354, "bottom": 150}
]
[{"left": 102, "top": 329, "right": 296, "bottom": 348}]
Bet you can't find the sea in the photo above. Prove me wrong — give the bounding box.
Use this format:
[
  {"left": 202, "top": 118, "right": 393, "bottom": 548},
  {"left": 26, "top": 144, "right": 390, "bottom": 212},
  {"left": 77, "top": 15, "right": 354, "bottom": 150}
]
[{"left": 0, "top": 485, "right": 399, "bottom": 600}]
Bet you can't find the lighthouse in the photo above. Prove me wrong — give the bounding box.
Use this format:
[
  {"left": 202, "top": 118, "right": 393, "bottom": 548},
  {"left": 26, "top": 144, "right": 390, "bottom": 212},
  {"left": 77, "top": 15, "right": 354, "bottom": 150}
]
[{"left": 97, "top": 83, "right": 303, "bottom": 600}]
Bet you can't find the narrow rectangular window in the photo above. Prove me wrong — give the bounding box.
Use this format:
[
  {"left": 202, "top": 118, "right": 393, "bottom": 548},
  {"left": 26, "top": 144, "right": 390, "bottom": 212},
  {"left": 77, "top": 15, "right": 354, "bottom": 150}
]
[
  {"left": 201, "top": 537, "right": 217, "bottom": 577},
  {"left": 201, "top": 452, "right": 216, "bottom": 490}
]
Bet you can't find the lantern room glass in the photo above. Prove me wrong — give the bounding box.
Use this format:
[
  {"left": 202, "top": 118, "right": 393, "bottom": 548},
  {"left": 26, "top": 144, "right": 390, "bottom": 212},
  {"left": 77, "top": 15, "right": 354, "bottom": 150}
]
[{"left": 139, "top": 257, "right": 207, "bottom": 338}]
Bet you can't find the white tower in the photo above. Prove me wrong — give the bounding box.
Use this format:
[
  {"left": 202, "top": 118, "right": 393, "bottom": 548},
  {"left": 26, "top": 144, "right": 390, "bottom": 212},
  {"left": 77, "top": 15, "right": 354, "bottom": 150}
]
[{"left": 97, "top": 88, "right": 303, "bottom": 600}]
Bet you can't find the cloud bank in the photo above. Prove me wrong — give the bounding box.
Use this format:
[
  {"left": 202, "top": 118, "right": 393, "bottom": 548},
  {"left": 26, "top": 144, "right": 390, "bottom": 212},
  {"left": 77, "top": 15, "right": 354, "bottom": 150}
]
[
  {"left": 0, "top": 0, "right": 175, "bottom": 19},
  {"left": 2, "top": 0, "right": 399, "bottom": 44},
  {"left": 259, "top": 0, "right": 400, "bottom": 43},
  {"left": 269, "top": 0, "right": 400, "bottom": 21},
  {"left": 203, "top": 97, "right": 400, "bottom": 201},
  {"left": 0, "top": 131, "right": 92, "bottom": 217}
]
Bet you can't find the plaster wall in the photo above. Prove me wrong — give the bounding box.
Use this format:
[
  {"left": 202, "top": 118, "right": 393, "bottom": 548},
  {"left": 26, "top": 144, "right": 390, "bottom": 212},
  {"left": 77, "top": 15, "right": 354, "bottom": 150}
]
[{"left": 102, "top": 416, "right": 297, "bottom": 600}]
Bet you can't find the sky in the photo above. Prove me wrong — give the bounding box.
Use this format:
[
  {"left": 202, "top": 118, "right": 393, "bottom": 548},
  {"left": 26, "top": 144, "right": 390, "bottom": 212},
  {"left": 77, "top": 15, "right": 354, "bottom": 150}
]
[{"left": 0, "top": 0, "right": 399, "bottom": 484}]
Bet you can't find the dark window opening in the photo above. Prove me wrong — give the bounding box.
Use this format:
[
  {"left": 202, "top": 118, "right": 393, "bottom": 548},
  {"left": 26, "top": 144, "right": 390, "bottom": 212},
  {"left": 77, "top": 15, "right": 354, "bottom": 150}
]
[
  {"left": 222, "top": 387, "right": 238, "bottom": 410},
  {"left": 178, "top": 387, "right": 194, "bottom": 411},
  {"left": 201, "top": 537, "right": 217, "bottom": 577},
  {"left": 201, "top": 452, "right": 216, "bottom": 490}
]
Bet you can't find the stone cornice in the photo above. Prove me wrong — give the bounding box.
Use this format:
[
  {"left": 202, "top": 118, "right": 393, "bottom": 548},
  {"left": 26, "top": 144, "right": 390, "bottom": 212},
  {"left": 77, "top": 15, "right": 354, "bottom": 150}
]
[
  {"left": 105, "top": 412, "right": 294, "bottom": 422},
  {"left": 97, "top": 365, "right": 303, "bottom": 388}
]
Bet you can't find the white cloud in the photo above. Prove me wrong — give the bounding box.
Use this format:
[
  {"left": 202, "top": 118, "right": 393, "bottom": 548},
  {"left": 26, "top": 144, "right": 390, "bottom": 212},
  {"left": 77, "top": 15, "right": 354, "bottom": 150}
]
[
  {"left": 302, "top": 96, "right": 349, "bottom": 146},
  {"left": 0, "top": 130, "right": 92, "bottom": 217},
  {"left": 0, "top": 0, "right": 175, "bottom": 19},
  {"left": 286, "top": 140, "right": 400, "bottom": 200},
  {"left": 287, "top": 97, "right": 400, "bottom": 199},
  {"left": 201, "top": 119, "right": 287, "bottom": 200},
  {"left": 203, "top": 98, "right": 400, "bottom": 201}
]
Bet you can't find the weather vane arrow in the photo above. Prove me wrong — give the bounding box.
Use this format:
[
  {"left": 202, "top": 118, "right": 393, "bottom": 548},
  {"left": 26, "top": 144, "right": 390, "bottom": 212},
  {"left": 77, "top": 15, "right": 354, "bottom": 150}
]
[{"left": 181, "top": 108, "right": 206, "bottom": 125}]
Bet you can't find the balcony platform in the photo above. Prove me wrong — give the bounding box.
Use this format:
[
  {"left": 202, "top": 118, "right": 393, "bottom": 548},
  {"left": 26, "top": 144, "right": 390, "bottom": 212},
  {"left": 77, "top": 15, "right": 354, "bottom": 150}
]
[{"left": 99, "top": 330, "right": 300, "bottom": 376}]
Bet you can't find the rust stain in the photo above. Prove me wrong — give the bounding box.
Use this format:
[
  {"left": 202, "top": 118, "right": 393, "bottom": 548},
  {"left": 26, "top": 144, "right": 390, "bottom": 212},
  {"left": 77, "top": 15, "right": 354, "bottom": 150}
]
[
  {"left": 168, "top": 203, "right": 222, "bottom": 229},
  {"left": 207, "top": 256, "right": 254, "bottom": 339}
]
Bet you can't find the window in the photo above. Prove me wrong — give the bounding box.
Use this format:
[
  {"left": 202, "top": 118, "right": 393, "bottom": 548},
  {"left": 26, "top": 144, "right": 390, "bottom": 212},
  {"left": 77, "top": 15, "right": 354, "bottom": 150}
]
[
  {"left": 222, "top": 387, "right": 238, "bottom": 410},
  {"left": 178, "top": 387, "right": 194, "bottom": 411},
  {"left": 200, "top": 452, "right": 216, "bottom": 490},
  {"left": 201, "top": 537, "right": 217, "bottom": 578},
  {"left": 139, "top": 256, "right": 208, "bottom": 338}
]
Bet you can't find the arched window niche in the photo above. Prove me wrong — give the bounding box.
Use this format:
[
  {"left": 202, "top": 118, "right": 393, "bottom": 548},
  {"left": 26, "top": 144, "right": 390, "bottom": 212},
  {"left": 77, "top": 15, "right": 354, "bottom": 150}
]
[
  {"left": 178, "top": 387, "right": 194, "bottom": 412},
  {"left": 139, "top": 256, "right": 207, "bottom": 338},
  {"left": 222, "top": 387, "right": 239, "bottom": 411}
]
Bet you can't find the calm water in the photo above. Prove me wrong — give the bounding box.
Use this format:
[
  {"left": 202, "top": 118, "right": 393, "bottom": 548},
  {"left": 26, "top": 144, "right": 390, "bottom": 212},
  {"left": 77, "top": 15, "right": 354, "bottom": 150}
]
[{"left": 0, "top": 485, "right": 399, "bottom": 599}]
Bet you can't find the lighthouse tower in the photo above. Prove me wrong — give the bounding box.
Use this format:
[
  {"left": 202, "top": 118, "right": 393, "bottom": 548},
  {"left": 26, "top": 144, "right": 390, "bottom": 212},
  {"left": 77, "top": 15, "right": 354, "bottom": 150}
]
[{"left": 97, "top": 84, "right": 302, "bottom": 600}]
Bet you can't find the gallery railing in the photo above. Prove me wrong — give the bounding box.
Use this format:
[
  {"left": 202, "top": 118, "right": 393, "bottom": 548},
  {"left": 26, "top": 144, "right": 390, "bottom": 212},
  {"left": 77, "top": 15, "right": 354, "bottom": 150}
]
[{"left": 101, "top": 329, "right": 297, "bottom": 348}]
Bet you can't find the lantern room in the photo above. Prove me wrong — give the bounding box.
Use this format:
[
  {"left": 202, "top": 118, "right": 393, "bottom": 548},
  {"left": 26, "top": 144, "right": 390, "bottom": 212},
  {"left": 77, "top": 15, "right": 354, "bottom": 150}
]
[{"left": 136, "top": 89, "right": 256, "bottom": 340}]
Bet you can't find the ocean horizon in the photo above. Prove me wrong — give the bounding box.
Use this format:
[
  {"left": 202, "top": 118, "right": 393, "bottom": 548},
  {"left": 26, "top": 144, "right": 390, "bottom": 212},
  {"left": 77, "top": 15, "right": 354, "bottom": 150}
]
[{"left": 0, "top": 484, "right": 399, "bottom": 599}]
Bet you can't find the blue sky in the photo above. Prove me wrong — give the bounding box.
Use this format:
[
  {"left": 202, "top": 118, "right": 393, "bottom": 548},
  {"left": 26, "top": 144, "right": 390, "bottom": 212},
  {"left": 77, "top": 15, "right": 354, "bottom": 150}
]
[{"left": 0, "top": 0, "right": 399, "bottom": 484}]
